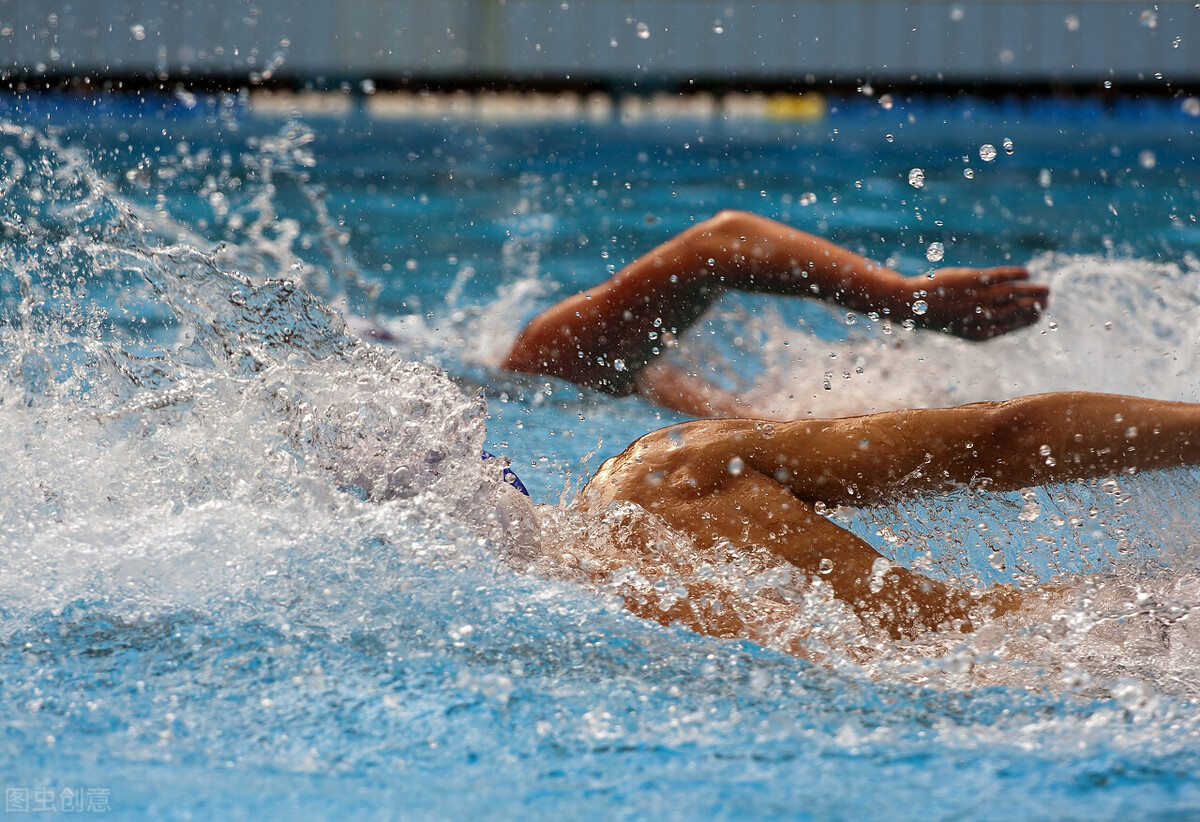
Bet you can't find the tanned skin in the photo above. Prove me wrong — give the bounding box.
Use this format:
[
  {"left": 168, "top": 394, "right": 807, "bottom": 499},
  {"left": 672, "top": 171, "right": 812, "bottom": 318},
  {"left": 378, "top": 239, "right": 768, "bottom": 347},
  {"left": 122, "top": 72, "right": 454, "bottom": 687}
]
[
  {"left": 504, "top": 210, "right": 1049, "bottom": 418},
  {"left": 580, "top": 392, "right": 1200, "bottom": 640}
]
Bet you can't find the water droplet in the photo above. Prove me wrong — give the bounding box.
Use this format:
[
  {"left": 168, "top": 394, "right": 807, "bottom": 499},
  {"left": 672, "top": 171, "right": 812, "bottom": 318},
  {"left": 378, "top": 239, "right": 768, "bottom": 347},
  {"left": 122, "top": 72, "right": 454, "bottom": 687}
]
[
  {"left": 925, "top": 242, "right": 944, "bottom": 262},
  {"left": 911, "top": 299, "right": 929, "bottom": 316},
  {"left": 1183, "top": 98, "right": 1200, "bottom": 117},
  {"left": 727, "top": 457, "right": 745, "bottom": 475},
  {"left": 1140, "top": 9, "right": 1157, "bottom": 28},
  {"left": 988, "top": 550, "right": 1007, "bottom": 572},
  {"left": 799, "top": 192, "right": 817, "bottom": 206},
  {"left": 868, "top": 557, "right": 892, "bottom": 593},
  {"left": 845, "top": 312, "right": 856, "bottom": 325},
  {"left": 130, "top": 23, "right": 147, "bottom": 40},
  {"left": 818, "top": 558, "right": 834, "bottom": 575},
  {"left": 1065, "top": 14, "right": 1080, "bottom": 31},
  {"left": 908, "top": 168, "right": 925, "bottom": 188},
  {"left": 613, "top": 358, "right": 626, "bottom": 372},
  {"left": 885, "top": 133, "right": 894, "bottom": 143},
  {"left": 1039, "top": 444, "right": 1052, "bottom": 457},
  {"left": 1002, "top": 137, "right": 1014, "bottom": 154},
  {"left": 879, "top": 93, "right": 894, "bottom": 110},
  {"left": 1018, "top": 500, "right": 1041, "bottom": 522},
  {"left": 979, "top": 144, "right": 997, "bottom": 162},
  {"left": 1139, "top": 149, "right": 1156, "bottom": 169},
  {"left": 712, "top": 21, "right": 725, "bottom": 34},
  {"left": 963, "top": 168, "right": 975, "bottom": 179},
  {"left": 636, "top": 21, "right": 651, "bottom": 39}
]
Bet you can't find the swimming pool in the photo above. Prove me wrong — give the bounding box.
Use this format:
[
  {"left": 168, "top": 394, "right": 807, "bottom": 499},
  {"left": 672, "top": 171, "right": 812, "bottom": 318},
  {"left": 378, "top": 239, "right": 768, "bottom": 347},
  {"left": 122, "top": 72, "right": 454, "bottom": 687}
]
[{"left": 3, "top": 90, "right": 1200, "bottom": 819}]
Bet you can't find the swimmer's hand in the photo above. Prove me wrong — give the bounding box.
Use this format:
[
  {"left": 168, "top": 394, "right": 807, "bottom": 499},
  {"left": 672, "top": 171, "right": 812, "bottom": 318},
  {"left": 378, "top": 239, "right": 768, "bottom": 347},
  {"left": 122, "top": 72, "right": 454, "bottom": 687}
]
[{"left": 909, "top": 266, "right": 1049, "bottom": 341}]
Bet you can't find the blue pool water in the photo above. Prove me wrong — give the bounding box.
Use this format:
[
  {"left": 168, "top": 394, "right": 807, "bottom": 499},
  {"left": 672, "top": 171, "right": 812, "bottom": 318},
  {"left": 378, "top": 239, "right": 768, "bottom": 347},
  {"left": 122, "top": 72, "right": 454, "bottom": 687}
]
[{"left": 4, "top": 91, "right": 1200, "bottom": 819}]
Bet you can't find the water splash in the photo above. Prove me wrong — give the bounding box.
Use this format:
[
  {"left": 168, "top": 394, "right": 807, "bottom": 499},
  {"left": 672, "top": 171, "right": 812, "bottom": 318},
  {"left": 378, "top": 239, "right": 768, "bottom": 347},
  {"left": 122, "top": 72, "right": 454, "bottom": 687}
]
[
  {"left": 0, "top": 121, "right": 501, "bottom": 643},
  {"left": 6, "top": 109, "right": 1200, "bottom": 818}
]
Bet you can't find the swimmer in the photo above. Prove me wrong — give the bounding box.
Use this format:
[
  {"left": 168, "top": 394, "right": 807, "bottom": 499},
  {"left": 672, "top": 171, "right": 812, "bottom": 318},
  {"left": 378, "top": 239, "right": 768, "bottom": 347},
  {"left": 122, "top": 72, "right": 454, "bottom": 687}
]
[
  {"left": 502, "top": 210, "right": 1049, "bottom": 417},
  {"left": 505, "top": 390, "right": 1200, "bottom": 644}
]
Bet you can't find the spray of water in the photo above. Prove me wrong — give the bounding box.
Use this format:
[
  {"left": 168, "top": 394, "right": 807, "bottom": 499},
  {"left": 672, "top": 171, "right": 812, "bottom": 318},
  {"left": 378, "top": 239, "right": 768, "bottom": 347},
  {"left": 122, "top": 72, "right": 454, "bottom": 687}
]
[
  {"left": 8, "top": 115, "right": 1200, "bottom": 701},
  {"left": 0, "top": 121, "right": 519, "bottom": 648}
]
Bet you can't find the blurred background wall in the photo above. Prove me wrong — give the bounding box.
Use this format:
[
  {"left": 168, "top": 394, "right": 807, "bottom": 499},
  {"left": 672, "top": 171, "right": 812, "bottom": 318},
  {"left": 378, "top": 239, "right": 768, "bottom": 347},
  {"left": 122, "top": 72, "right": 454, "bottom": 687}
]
[{"left": 0, "top": 0, "right": 1196, "bottom": 92}]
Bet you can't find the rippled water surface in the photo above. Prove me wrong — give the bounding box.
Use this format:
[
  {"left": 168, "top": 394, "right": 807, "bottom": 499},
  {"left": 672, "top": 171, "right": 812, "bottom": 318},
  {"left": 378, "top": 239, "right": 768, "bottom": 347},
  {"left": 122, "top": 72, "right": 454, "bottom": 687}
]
[{"left": 3, "top": 92, "right": 1200, "bottom": 819}]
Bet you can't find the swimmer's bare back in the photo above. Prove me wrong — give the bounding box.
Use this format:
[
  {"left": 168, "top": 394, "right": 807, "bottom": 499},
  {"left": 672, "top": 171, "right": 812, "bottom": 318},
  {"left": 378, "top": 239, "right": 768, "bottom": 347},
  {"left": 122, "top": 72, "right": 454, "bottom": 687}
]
[
  {"left": 502, "top": 210, "right": 1049, "bottom": 417},
  {"left": 579, "top": 392, "right": 1200, "bottom": 640}
]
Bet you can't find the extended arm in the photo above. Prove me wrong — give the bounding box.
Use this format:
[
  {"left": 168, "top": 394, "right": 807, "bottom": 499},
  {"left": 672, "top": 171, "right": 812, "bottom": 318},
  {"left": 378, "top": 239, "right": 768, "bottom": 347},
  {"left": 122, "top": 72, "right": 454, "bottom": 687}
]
[
  {"left": 582, "top": 392, "right": 1200, "bottom": 639},
  {"left": 502, "top": 210, "right": 1048, "bottom": 414},
  {"left": 751, "top": 392, "right": 1200, "bottom": 506}
]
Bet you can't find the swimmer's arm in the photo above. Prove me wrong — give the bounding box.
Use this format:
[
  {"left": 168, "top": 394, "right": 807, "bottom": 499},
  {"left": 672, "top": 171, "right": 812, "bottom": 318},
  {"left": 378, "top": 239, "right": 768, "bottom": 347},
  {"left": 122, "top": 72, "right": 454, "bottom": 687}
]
[
  {"left": 593, "top": 419, "right": 992, "bottom": 637},
  {"left": 742, "top": 392, "right": 1200, "bottom": 506},
  {"left": 503, "top": 211, "right": 1049, "bottom": 397},
  {"left": 632, "top": 361, "right": 773, "bottom": 420},
  {"left": 643, "top": 211, "right": 1047, "bottom": 340}
]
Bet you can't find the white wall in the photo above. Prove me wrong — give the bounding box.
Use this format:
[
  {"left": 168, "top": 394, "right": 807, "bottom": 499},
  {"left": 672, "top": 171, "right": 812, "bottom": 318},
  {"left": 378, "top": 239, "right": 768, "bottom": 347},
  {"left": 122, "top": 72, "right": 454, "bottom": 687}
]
[{"left": 1, "top": 0, "right": 1195, "bottom": 87}]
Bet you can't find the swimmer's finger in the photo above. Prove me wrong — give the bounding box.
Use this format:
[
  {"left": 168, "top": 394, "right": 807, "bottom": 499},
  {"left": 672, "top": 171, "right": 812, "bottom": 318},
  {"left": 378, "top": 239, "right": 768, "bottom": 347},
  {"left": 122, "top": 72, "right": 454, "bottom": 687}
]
[
  {"left": 998, "top": 305, "right": 1044, "bottom": 329},
  {"left": 976, "top": 266, "right": 1033, "bottom": 284},
  {"left": 954, "top": 300, "right": 1046, "bottom": 339},
  {"left": 984, "top": 298, "right": 1045, "bottom": 321},
  {"left": 983, "top": 282, "right": 1051, "bottom": 305},
  {"left": 1007, "top": 281, "right": 1050, "bottom": 298},
  {"left": 1002, "top": 301, "right": 1047, "bottom": 326}
]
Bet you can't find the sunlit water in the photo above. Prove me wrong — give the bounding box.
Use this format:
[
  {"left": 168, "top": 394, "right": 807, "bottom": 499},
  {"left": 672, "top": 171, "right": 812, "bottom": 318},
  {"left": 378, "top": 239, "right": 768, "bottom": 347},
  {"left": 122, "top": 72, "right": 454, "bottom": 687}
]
[{"left": 4, "top": 92, "right": 1200, "bottom": 818}]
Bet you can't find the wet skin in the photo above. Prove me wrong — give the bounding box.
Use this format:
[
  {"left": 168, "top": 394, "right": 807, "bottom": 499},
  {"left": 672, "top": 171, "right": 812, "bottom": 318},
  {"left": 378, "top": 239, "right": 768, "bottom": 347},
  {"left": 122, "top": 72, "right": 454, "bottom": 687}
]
[
  {"left": 505, "top": 210, "right": 1049, "bottom": 418},
  {"left": 580, "top": 392, "right": 1200, "bottom": 640}
]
